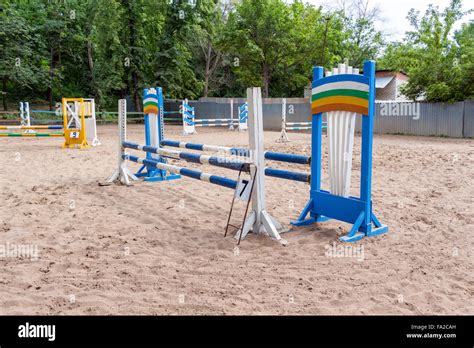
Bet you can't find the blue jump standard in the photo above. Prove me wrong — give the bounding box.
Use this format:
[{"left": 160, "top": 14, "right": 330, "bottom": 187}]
[
  {"left": 292, "top": 61, "right": 388, "bottom": 242},
  {"left": 160, "top": 140, "right": 310, "bottom": 165},
  {"left": 124, "top": 155, "right": 238, "bottom": 190},
  {"left": 135, "top": 87, "right": 182, "bottom": 183}
]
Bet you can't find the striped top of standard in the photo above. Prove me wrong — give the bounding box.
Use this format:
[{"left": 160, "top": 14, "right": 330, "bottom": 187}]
[{"left": 311, "top": 73, "right": 370, "bottom": 116}]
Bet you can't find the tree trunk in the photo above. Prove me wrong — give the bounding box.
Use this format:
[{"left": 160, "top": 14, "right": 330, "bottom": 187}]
[
  {"left": 262, "top": 64, "right": 270, "bottom": 98},
  {"left": 132, "top": 72, "right": 140, "bottom": 112},
  {"left": 2, "top": 76, "right": 7, "bottom": 111},
  {"left": 203, "top": 43, "right": 212, "bottom": 97},
  {"left": 87, "top": 40, "right": 95, "bottom": 92},
  {"left": 125, "top": 0, "right": 141, "bottom": 112}
]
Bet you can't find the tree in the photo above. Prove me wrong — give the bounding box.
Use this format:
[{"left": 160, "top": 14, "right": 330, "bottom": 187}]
[
  {"left": 190, "top": 0, "right": 228, "bottom": 97},
  {"left": 380, "top": 0, "right": 472, "bottom": 102},
  {"left": 0, "top": 2, "right": 45, "bottom": 110},
  {"left": 453, "top": 22, "right": 474, "bottom": 100},
  {"left": 323, "top": 0, "right": 384, "bottom": 67},
  {"left": 155, "top": 0, "right": 203, "bottom": 99},
  {"left": 222, "top": 0, "right": 345, "bottom": 97}
]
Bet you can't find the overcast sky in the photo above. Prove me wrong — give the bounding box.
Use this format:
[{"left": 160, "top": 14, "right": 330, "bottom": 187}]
[{"left": 305, "top": 0, "right": 473, "bottom": 41}]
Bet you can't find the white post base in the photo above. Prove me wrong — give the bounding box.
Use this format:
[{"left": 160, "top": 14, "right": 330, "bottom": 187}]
[
  {"left": 235, "top": 210, "right": 288, "bottom": 245},
  {"left": 276, "top": 130, "right": 289, "bottom": 143},
  {"left": 90, "top": 137, "right": 101, "bottom": 147},
  {"left": 104, "top": 162, "right": 138, "bottom": 186}
]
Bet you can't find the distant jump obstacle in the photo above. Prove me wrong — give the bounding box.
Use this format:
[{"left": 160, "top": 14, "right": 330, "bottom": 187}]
[
  {"left": 1, "top": 99, "right": 100, "bottom": 148},
  {"left": 106, "top": 60, "right": 388, "bottom": 243},
  {"left": 0, "top": 101, "right": 63, "bottom": 137},
  {"left": 182, "top": 99, "right": 248, "bottom": 135},
  {"left": 19, "top": 102, "right": 35, "bottom": 134},
  {"left": 277, "top": 98, "right": 327, "bottom": 143}
]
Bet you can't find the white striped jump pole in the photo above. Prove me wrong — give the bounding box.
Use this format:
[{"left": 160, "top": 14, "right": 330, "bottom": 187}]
[
  {"left": 123, "top": 141, "right": 309, "bottom": 182},
  {"left": 124, "top": 154, "right": 238, "bottom": 189},
  {"left": 123, "top": 141, "right": 251, "bottom": 172},
  {"left": 195, "top": 119, "right": 236, "bottom": 123},
  {"left": 286, "top": 126, "right": 312, "bottom": 130},
  {"left": 160, "top": 140, "right": 310, "bottom": 165},
  {"left": 286, "top": 122, "right": 312, "bottom": 126}
]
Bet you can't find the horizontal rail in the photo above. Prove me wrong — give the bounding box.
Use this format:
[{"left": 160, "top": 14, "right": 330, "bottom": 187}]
[
  {"left": 161, "top": 140, "right": 310, "bottom": 165},
  {"left": 29, "top": 110, "right": 59, "bottom": 114},
  {"left": 287, "top": 127, "right": 312, "bottom": 130},
  {"left": 196, "top": 123, "right": 237, "bottom": 127},
  {"left": 124, "top": 155, "right": 238, "bottom": 189},
  {"left": 195, "top": 119, "right": 236, "bottom": 122},
  {"left": 123, "top": 141, "right": 251, "bottom": 172},
  {"left": 286, "top": 122, "right": 312, "bottom": 126},
  {"left": 264, "top": 168, "right": 311, "bottom": 183},
  {"left": 161, "top": 140, "right": 250, "bottom": 156},
  {"left": 264, "top": 151, "right": 310, "bottom": 165},
  {"left": 0, "top": 125, "right": 63, "bottom": 130},
  {"left": 0, "top": 133, "right": 64, "bottom": 137},
  {"left": 31, "top": 119, "right": 64, "bottom": 124}
]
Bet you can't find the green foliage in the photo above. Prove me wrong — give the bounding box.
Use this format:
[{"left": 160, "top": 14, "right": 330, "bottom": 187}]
[
  {"left": 342, "top": 17, "right": 385, "bottom": 67},
  {"left": 221, "top": 0, "right": 346, "bottom": 97},
  {"left": 155, "top": 0, "right": 204, "bottom": 99},
  {"left": 0, "top": 2, "right": 46, "bottom": 105},
  {"left": 380, "top": 0, "right": 473, "bottom": 102},
  {"left": 0, "top": 0, "right": 472, "bottom": 109}
]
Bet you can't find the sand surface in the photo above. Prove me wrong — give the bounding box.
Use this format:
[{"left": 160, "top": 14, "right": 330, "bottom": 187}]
[{"left": 0, "top": 125, "right": 472, "bottom": 315}]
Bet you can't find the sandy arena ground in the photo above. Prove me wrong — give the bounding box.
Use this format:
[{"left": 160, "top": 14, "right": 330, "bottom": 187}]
[{"left": 0, "top": 125, "right": 472, "bottom": 315}]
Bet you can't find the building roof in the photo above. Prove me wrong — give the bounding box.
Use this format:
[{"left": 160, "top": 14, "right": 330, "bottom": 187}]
[
  {"left": 376, "top": 76, "right": 394, "bottom": 89},
  {"left": 376, "top": 70, "right": 409, "bottom": 76}
]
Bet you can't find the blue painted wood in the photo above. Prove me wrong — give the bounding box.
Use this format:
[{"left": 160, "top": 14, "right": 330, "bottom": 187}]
[
  {"left": 293, "top": 61, "right": 388, "bottom": 242},
  {"left": 123, "top": 141, "right": 249, "bottom": 172},
  {"left": 135, "top": 88, "right": 181, "bottom": 182},
  {"left": 361, "top": 60, "right": 376, "bottom": 231},
  {"left": 311, "top": 191, "right": 366, "bottom": 225},
  {"left": 264, "top": 168, "right": 310, "bottom": 183},
  {"left": 264, "top": 151, "right": 310, "bottom": 165},
  {"left": 161, "top": 140, "right": 309, "bottom": 165},
  {"left": 125, "top": 154, "right": 237, "bottom": 190}
]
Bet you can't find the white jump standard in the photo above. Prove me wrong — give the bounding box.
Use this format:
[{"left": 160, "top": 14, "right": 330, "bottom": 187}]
[{"left": 277, "top": 98, "right": 327, "bottom": 143}]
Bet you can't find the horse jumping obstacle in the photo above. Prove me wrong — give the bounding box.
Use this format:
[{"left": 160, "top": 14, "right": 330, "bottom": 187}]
[
  {"left": 106, "top": 86, "right": 315, "bottom": 242},
  {"left": 106, "top": 61, "right": 387, "bottom": 243},
  {"left": 62, "top": 98, "right": 100, "bottom": 147},
  {"left": 0, "top": 126, "right": 64, "bottom": 137},
  {"left": 276, "top": 98, "right": 327, "bottom": 143},
  {"left": 182, "top": 99, "right": 248, "bottom": 135},
  {"left": 19, "top": 102, "right": 36, "bottom": 134},
  {"left": 1, "top": 99, "right": 100, "bottom": 148},
  {"left": 0, "top": 101, "right": 64, "bottom": 136},
  {"left": 292, "top": 61, "right": 388, "bottom": 241}
]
